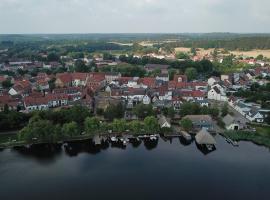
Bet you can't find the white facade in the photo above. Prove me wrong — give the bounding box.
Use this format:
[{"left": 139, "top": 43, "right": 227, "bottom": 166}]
[
  {"left": 142, "top": 95, "right": 151, "bottom": 105},
  {"left": 8, "top": 88, "right": 18, "bottom": 96}
]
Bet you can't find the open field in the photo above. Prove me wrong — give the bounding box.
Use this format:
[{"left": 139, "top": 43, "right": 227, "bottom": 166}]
[{"left": 175, "top": 47, "right": 270, "bottom": 58}]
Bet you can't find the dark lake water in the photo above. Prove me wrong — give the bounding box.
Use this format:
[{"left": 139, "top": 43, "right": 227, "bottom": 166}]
[{"left": 1, "top": 135, "right": 270, "bottom": 200}]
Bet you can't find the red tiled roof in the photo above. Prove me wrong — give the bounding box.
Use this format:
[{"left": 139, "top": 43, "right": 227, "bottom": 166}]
[
  {"left": 72, "top": 73, "right": 88, "bottom": 81},
  {"left": 138, "top": 77, "right": 156, "bottom": 87},
  {"left": 24, "top": 96, "right": 48, "bottom": 106},
  {"left": 56, "top": 73, "right": 72, "bottom": 84},
  {"left": 0, "top": 76, "right": 6, "bottom": 82},
  {"left": 46, "top": 93, "right": 68, "bottom": 101}
]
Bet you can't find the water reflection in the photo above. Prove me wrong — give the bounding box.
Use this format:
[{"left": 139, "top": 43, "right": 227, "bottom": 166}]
[
  {"left": 12, "top": 143, "right": 62, "bottom": 164},
  {"left": 179, "top": 136, "right": 192, "bottom": 146}
]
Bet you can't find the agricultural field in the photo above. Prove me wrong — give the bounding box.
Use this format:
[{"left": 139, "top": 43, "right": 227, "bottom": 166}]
[{"left": 175, "top": 47, "right": 270, "bottom": 58}]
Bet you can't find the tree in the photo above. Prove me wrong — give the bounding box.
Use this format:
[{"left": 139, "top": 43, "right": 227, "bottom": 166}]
[
  {"left": 84, "top": 117, "right": 100, "bottom": 134},
  {"left": 129, "top": 120, "right": 142, "bottom": 134},
  {"left": 47, "top": 53, "right": 60, "bottom": 62},
  {"left": 185, "top": 67, "right": 198, "bottom": 81},
  {"left": 191, "top": 47, "right": 197, "bottom": 56},
  {"left": 74, "top": 60, "right": 90, "bottom": 72},
  {"left": 133, "top": 104, "right": 154, "bottom": 119},
  {"left": 1, "top": 78, "right": 13, "bottom": 88},
  {"left": 18, "top": 119, "right": 55, "bottom": 142},
  {"left": 144, "top": 116, "right": 159, "bottom": 133},
  {"left": 176, "top": 52, "right": 189, "bottom": 59},
  {"left": 112, "top": 119, "right": 126, "bottom": 133},
  {"left": 256, "top": 54, "right": 264, "bottom": 60},
  {"left": 168, "top": 107, "right": 175, "bottom": 119},
  {"left": 104, "top": 103, "right": 124, "bottom": 121},
  {"left": 17, "top": 69, "right": 28, "bottom": 76},
  {"left": 209, "top": 107, "right": 220, "bottom": 119},
  {"left": 62, "top": 121, "right": 79, "bottom": 138},
  {"left": 221, "top": 103, "right": 229, "bottom": 117},
  {"left": 180, "top": 118, "right": 193, "bottom": 131}
]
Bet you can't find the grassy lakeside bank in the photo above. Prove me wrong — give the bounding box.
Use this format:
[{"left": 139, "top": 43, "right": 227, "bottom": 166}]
[{"left": 223, "top": 125, "right": 270, "bottom": 148}]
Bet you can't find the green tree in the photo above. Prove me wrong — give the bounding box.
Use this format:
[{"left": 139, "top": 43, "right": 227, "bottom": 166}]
[
  {"left": 209, "top": 107, "right": 220, "bottom": 119},
  {"left": 47, "top": 53, "right": 60, "bottom": 62},
  {"left": 176, "top": 52, "right": 190, "bottom": 59},
  {"left": 185, "top": 67, "right": 198, "bottom": 81},
  {"left": 168, "top": 107, "right": 175, "bottom": 119},
  {"left": 84, "top": 117, "right": 100, "bottom": 134},
  {"left": 144, "top": 116, "right": 159, "bottom": 133},
  {"left": 62, "top": 121, "right": 79, "bottom": 138},
  {"left": 18, "top": 119, "right": 55, "bottom": 142},
  {"left": 129, "top": 120, "right": 142, "bottom": 134},
  {"left": 180, "top": 118, "right": 193, "bottom": 131},
  {"left": 74, "top": 60, "right": 90, "bottom": 72},
  {"left": 133, "top": 104, "right": 154, "bottom": 119},
  {"left": 112, "top": 119, "right": 126, "bottom": 133},
  {"left": 221, "top": 103, "right": 229, "bottom": 117},
  {"left": 104, "top": 103, "right": 124, "bottom": 121},
  {"left": 1, "top": 78, "right": 13, "bottom": 88},
  {"left": 256, "top": 54, "right": 264, "bottom": 60}
]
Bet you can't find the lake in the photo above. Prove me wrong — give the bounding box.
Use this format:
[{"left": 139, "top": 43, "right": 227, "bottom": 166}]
[{"left": 0, "top": 135, "right": 270, "bottom": 200}]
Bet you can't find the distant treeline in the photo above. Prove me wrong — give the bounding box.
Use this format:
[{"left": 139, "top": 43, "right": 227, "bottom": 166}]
[{"left": 159, "top": 37, "right": 270, "bottom": 51}]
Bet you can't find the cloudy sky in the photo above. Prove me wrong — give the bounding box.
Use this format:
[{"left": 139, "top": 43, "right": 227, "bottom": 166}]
[{"left": 0, "top": 0, "right": 269, "bottom": 34}]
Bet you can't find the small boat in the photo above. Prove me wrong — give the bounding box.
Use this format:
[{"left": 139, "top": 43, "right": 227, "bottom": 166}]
[{"left": 110, "top": 137, "right": 117, "bottom": 142}]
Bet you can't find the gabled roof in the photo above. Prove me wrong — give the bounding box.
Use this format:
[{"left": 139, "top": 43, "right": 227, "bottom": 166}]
[
  {"left": 195, "top": 128, "right": 216, "bottom": 145},
  {"left": 223, "top": 114, "right": 236, "bottom": 126}
]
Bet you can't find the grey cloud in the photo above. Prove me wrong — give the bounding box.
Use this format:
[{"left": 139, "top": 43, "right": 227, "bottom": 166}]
[{"left": 0, "top": 0, "right": 269, "bottom": 33}]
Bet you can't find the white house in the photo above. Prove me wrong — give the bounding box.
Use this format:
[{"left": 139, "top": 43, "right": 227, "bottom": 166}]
[
  {"left": 8, "top": 88, "right": 19, "bottom": 96},
  {"left": 156, "top": 74, "right": 169, "bottom": 82},
  {"left": 208, "top": 84, "right": 227, "bottom": 101},
  {"left": 246, "top": 109, "right": 264, "bottom": 123},
  {"left": 208, "top": 77, "right": 220, "bottom": 86},
  {"left": 142, "top": 95, "right": 151, "bottom": 105},
  {"left": 223, "top": 114, "right": 240, "bottom": 130}
]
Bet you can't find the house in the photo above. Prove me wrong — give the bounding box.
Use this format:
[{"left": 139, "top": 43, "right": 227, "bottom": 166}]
[
  {"left": 0, "top": 94, "right": 21, "bottom": 111},
  {"left": 208, "top": 77, "right": 221, "bottom": 86},
  {"left": 124, "top": 88, "right": 146, "bottom": 102},
  {"left": 195, "top": 128, "right": 216, "bottom": 145},
  {"left": 223, "top": 114, "right": 241, "bottom": 130},
  {"left": 24, "top": 96, "right": 49, "bottom": 111},
  {"left": 194, "top": 99, "right": 209, "bottom": 107},
  {"left": 87, "top": 73, "right": 106, "bottom": 91},
  {"left": 246, "top": 109, "right": 264, "bottom": 123},
  {"left": 55, "top": 73, "right": 73, "bottom": 88},
  {"left": 72, "top": 73, "right": 88, "bottom": 86},
  {"left": 138, "top": 77, "right": 156, "bottom": 88},
  {"left": 158, "top": 115, "right": 171, "bottom": 128},
  {"left": 46, "top": 93, "right": 69, "bottom": 108},
  {"left": 36, "top": 79, "right": 50, "bottom": 91},
  {"left": 144, "top": 64, "right": 169, "bottom": 74},
  {"left": 9, "top": 80, "right": 32, "bottom": 96},
  {"left": 142, "top": 94, "right": 151, "bottom": 105},
  {"left": 174, "top": 75, "right": 187, "bottom": 83},
  {"left": 53, "top": 87, "right": 82, "bottom": 102},
  {"left": 156, "top": 73, "right": 169, "bottom": 82},
  {"left": 208, "top": 84, "right": 227, "bottom": 101},
  {"left": 105, "top": 72, "right": 121, "bottom": 83},
  {"left": 183, "top": 115, "right": 214, "bottom": 131}
]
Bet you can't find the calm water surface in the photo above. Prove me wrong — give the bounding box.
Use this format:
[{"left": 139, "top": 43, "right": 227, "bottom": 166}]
[{"left": 0, "top": 135, "right": 270, "bottom": 200}]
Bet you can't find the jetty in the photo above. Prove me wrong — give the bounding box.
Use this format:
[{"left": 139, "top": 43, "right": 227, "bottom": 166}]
[
  {"left": 93, "top": 135, "right": 101, "bottom": 145},
  {"left": 180, "top": 131, "right": 192, "bottom": 141}
]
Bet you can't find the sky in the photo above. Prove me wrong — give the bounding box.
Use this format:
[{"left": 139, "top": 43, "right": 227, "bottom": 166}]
[{"left": 0, "top": 0, "right": 270, "bottom": 34}]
